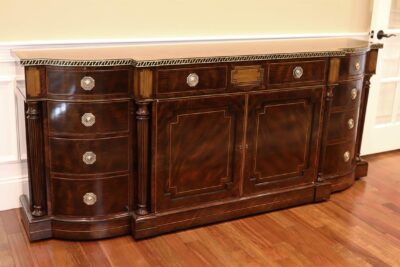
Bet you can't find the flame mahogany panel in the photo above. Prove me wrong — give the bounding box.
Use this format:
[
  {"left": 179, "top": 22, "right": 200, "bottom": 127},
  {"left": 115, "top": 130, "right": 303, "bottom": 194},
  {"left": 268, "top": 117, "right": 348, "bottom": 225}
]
[
  {"left": 154, "top": 95, "right": 245, "bottom": 211},
  {"left": 244, "top": 87, "right": 323, "bottom": 193}
]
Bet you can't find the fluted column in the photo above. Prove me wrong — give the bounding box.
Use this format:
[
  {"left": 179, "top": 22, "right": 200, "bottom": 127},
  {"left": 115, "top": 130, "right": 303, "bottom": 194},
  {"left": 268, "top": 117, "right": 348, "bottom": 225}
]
[
  {"left": 355, "top": 75, "right": 371, "bottom": 164},
  {"left": 135, "top": 101, "right": 151, "bottom": 215},
  {"left": 25, "top": 101, "right": 46, "bottom": 217}
]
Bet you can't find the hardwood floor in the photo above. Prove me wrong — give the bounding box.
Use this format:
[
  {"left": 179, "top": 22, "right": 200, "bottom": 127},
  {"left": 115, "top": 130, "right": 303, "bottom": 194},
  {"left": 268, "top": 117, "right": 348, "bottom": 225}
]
[{"left": 1, "top": 151, "right": 400, "bottom": 267}]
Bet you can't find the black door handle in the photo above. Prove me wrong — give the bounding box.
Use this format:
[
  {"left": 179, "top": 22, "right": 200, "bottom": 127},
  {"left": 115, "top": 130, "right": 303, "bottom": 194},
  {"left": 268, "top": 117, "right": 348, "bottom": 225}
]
[{"left": 377, "top": 30, "right": 396, "bottom": 40}]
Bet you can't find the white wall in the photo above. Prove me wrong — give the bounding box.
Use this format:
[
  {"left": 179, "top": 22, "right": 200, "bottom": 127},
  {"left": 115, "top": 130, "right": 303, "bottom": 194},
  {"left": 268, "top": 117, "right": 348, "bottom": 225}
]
[{"left": 0, "top": 47, "right": 29, "bottom": 211}]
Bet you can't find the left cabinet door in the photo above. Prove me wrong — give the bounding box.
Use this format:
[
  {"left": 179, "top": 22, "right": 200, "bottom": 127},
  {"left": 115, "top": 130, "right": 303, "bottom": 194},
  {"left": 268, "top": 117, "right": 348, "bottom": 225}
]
[{"left": 154, "top": 95, "right": 245, "bottom": 211}]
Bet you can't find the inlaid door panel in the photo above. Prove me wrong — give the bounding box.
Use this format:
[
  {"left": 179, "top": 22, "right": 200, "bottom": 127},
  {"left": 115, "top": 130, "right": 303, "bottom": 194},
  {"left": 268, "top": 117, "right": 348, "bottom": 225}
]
[
  {"left": 244, "top": 87, "right": 324, "bottom": 193},
  {"left": 154, "top": 95, "right": 245, "bottom": 211}
]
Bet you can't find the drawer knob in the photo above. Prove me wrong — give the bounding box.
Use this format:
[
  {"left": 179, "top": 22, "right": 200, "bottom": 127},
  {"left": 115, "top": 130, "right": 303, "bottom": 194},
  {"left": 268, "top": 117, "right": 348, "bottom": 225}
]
[
  {"left": 186, "top": 73, "right": 199, "bottom": 87},
  {"left": 83, "top": 151, "right": 96, "bottom": 165},
  {"left": 347, "top": 118, "right": 355, "bottom": 129},
  {"left": 354, "top": 61, "right": 361, "bottom": 71},
  {"left": 351, "top": 88, "right": 358, "bottom": 100},
  {"left": 293, "top": 66, "right": 303, "bottom": 79},
  {"left": 81, "top": 113, "right": 95, "bottom": 127},
  {"left": 81, "top": 76, "right": 95, "bottom": 91},
  {"left": 343, "top": 151, "right": 351, "bottom": 162},
  {"left": 83, "top": 192, "right": 97, "bottom": 205}
]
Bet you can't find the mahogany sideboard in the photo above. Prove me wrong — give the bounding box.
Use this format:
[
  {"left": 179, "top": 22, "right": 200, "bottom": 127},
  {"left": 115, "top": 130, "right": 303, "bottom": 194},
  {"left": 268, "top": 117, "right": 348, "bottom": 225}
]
[{"left": 14, "top": 38, "right": 381, "bottom": 241}]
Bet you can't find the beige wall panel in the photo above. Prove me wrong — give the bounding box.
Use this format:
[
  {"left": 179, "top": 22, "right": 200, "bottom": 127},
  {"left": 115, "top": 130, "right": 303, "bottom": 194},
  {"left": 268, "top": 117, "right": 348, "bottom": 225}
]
[{"left": 0, "top": 0, "right": 372, "bottom": 42}]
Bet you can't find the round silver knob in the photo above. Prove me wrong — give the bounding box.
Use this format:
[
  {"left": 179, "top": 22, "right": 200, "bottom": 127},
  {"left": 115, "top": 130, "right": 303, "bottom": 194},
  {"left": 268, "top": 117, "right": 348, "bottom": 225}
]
[
  {"left": 186, "top": 73, "right": 199, "bottom": 87},
  {"left": 293, "top": 66, "right": 303, "bottom": 79},
  {"left": 83, "top": 192, "right": 97, "bottom": 205},
  {"left": 351, "top": 88, "right": 358, "bottom": 100},
  {"left": 81, "top": 113, "right": 95, "bottom": 127},
  {"left": 81, "top": 76, "right": 95, "bottom": 91},
  {"left": 83, "top": 151, "right": 96, "bottom": 165},
  {"left": 354, "top": 61, "right": 361, "bottom": 71},
  {"left": 347, "top": 118, "right": 355, "bottom": 129},
  {"left": 343, "top": 151, "right": 351, "bottom": 162}
]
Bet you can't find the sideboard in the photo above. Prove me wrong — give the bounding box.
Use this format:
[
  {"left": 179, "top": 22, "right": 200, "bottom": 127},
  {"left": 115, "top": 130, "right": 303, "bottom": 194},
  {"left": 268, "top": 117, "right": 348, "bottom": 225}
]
[{"left": 14, "top": 38, "right": 381, "bottom": 241}]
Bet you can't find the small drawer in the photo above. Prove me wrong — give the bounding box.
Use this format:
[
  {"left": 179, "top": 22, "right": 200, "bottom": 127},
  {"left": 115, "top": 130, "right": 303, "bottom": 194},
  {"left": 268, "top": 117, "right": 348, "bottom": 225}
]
[
  {"left": 267, "top": 60, "right": 326, "bottom": 85},
  {"left": 321, "top": 141, "right": 355, "bottom": 176},
  {"left": 156, "top": 66, "right": 227, "bottom": 94},
  {"left": 339, "top": 54, "right": 366, "bottom": 80},
  {"left": 52, "top": 175, "right": 128, "bottom": 216},
  {"left": 47, "top": 67, "right": 131, "bottom": 97},
  {"left": 48, "top": 101, "right": 130, "bottom": 136},
  {"left": 230, "top": 64, "right": 264, "bottom": 89},
  {"left": 332, "top": 79, "right": 363, "bottom": 110},
  {"left": 49, "top": 136, "right": 129, "bottom": 174},
  {"left": 327, "top": 110, "right": 359, "bottom": 142}
]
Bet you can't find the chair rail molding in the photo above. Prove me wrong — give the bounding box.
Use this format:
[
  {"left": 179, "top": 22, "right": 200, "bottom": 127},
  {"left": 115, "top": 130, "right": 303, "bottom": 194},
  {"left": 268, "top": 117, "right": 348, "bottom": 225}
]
[{"left": 0, "top": 32, "right": 369, "bottom": 211}]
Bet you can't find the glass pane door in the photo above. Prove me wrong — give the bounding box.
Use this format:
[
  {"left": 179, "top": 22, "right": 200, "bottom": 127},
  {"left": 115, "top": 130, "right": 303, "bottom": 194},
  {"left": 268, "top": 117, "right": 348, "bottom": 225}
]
[{"left": 362, "top": 0, "right": 400, "bottom": 155}]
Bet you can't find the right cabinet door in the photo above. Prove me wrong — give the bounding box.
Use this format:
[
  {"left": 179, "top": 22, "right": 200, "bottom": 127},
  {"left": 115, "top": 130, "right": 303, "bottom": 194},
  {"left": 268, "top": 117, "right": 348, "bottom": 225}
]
[{"left": 244, "top": 87, "right": 324, "bottom": 194}]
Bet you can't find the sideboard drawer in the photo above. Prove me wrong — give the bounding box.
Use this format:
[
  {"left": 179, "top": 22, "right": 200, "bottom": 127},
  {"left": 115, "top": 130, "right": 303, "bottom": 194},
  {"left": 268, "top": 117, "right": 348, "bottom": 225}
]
[
  {"left": 339, "top": 54, "right": 366, "bottom": 79},
  {"left": 49, "top": 136, "right": 129, "bottom": 174},
  {"left": 332, "top": 79, "right": 363, "bottom": 110},
  {"left": 47, "top": 67, "right": 131, "bottom": 97},
  {"left": 48, "top": 101, "right": 130, "bottom": 136},
  {"left": 268, "top": 60, "right": 326, "bottom": 85},
  {"left": 321, "top": 141, "right": 355, "bottom": 175},
  {"left": 156, "top": 65, "right": 227, "bottom": 94},
  {"left": 327, "top": 110, "right": 359, "bottom": 142},
  {"left": 52, "top": 175, "right": 128, "bottom": 216}
]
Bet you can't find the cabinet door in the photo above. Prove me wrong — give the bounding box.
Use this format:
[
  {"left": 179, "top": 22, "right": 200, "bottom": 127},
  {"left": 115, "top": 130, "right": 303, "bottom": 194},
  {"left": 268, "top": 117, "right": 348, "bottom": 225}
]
[
  {"left": 154, "top": 95, "right": 245, "bottom": 211},
  {"left": 244, "top": 87, "right": 323, "bottom": 194}
]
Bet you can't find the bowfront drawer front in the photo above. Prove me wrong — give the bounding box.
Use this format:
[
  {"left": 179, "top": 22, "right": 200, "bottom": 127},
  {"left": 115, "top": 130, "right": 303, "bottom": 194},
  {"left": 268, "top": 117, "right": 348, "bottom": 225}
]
[
  {"left": 327, "top": 109, "right": 359, "bottom": 142},
  {"left": 267, "top": 60, "right": 327, "bottom": 86},
  {"left": 48, "top": 101, "right": 130, "bottom": 136},
  {"left": 49, "top": 136, "right": 129, "bottom": 175},
  {"left": 156, "top": 65, "right": 227, "bottom": 95},
  {"left": 52, "top": 175, "right": 128, "bottom": 216},
  {"left": 321, "top": 141, "right": 355, "bottom": 176},
  {"left": 47, "top": 67, "right": 131, "bottom": 97},
  {"left": 332, "top": 79, "right": 363, "bottom": 110},
  {"left": 339, "top": 54, "right": 366, "bottom": 80}
]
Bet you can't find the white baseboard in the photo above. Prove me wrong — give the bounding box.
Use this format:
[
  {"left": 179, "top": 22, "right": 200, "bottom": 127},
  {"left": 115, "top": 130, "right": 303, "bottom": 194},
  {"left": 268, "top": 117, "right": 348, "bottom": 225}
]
[{"left": 0, "top": 161, "right": 29, "bottom": 211}]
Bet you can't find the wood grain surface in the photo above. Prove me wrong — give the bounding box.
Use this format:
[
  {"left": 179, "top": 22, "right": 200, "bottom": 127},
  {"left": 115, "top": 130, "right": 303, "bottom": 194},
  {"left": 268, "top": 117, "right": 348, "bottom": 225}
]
[{"left": 2, "top": 150, "right": 399, "bottom": 267}]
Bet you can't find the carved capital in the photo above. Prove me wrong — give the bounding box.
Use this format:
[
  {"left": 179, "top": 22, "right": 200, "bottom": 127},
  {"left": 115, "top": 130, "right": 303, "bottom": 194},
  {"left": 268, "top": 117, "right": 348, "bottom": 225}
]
[
  {"left": 136, "top": 101, "right": 150, "bottom": 119},
  {"left": 326, "top": 87, "right": 334, "bottom": 101},
  {"left": 26, "top": 104, "right": 40, "bottom": 119}
]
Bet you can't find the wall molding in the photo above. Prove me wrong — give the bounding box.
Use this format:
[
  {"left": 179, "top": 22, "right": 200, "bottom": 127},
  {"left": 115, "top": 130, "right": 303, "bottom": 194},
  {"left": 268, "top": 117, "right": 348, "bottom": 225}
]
[{"left": 0, "top": 32, "right": 369, "bottom": 48}]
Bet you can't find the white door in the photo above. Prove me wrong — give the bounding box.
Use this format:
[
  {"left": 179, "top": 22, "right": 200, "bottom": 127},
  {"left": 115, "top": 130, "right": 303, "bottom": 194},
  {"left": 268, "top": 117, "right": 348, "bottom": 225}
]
[{"left": 362, "top": 0, "right": 400, "bottom": 155}]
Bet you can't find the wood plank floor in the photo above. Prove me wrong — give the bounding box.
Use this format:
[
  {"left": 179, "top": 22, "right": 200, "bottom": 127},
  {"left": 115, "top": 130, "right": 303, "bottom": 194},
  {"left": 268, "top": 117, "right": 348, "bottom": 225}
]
[{"left": 1, "top": 151, "right": 400, "bottom": 267}]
